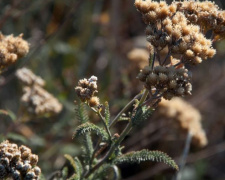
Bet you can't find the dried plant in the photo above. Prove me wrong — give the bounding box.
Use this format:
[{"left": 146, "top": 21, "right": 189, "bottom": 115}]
[
  {"left": 1, "top": 0, "right": 225, "bottom": 180},
  {"left": 158, "top": 98, "right": 208, "bottom": 147},
  {"left": 0, "top": 140, "right": 41, "bottom": 180},
  {"left": 0, "top": 33, "right": 29, "bottom": 71},
  {"left": 64, "top": 0, "right": 225, "bottom": 179},
  {"left": 16, "top": 67, "right": 62, "bottom": 118}
]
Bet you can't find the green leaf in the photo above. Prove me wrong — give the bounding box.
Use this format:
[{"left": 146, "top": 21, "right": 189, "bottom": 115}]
[
  {"left": 131, "top": 106, "right": 152, "bottom": 127},
  {"left": 75, "top": 102, "right": 94, "bottom": 161},
  {"left": 68, "top": 174, "right": 80, "bottom": 180},
  {"left": 74, "top": 157, "right": 83, "bottom": 175},
  {"left": 64, "top": 154, "right": 77, "bottom": 172},
  {"left": 75, "top": 102, "right": 89, "bottom": 124},
  {"left": 104, "top": 101, "right": 110, "bottom": 126},
  {"left": 114, "top": 149, "right": 178, "bottom": 170},
  {"left": 7, "top": 133, "right": 27, "bottom": 144},
  {"left": 65, "top": 155, "right": 83, "bottom": 178},
  {"left": 61, "top": 167, "right": 68, "bottom": 179},
  {"left": 73, "top": 122, "right": 109, "bottom": 141},
  {"left": 91, "top": 164, "right": 120, "bottom": 180},
  {"left": 0, "top": 109, "right": 16, "bottom": 122}
]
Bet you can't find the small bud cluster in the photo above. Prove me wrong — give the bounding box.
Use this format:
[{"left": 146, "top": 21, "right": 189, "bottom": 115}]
[
  {"left": 16, "top": 67, "right": 45, "bottom": 87},
  {"left": 0, "top": 33, "right": 29, "bottom": 70},
  {"left": 16, "top": 67, "right": 62, "bottom": 117},
  {"left": 0, "top": 140, "right": 41, "bottom": 179},
  {"left": 75, "top": 76, "right": 100, "bottom": 107},
  {"left": 137, "top": 66, "right": 192, "bottom": 100},
  {"left": 158, "top": 98, "right": 208, "bottom": 147}
]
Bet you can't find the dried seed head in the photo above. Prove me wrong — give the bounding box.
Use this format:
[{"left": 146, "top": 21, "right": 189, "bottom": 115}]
[
  {"left": 158, "top": 98, "right": 208, "bottom": 147},
  {"left": 0, "top": 140, "right": 41, "bottom": 179},
  {"left": 21, "top": 85, "right": 62, "bottom": 117},
  {"left": 138, "top": 65, "right": 192, "bottom": 100},
  {"left": 0, "top": 33, "right": 29, "bottom": 70},
  {"left": 16, "top": 68, "right": 45, "bottom": 87},
  {"left": 75, "top": 76, "right": 99, "bottom": 102}
]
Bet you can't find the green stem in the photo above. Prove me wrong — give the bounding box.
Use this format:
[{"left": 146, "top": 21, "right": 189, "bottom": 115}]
[
  {"left": 109, "top": 93, "right": 142, "bottom": 128},
  {"left": 84, "top": 121, "right": 133, "bottom": 178},
  {"left": 138, "top": 89, "right": 148, "bottom": 107},
  {"left": 98, "top": 111, "right": 112, "bottom": 139},
  {"left": 90, "top": 106, "right": 112, "bottom": 139}
]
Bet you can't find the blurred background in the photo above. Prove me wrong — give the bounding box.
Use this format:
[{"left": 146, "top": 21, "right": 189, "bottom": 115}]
[{"left": 1, "top": 0, "right": 225, "bottom": 179}]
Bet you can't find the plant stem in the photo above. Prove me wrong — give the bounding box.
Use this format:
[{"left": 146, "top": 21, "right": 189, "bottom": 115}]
[
  {"left": 90, "top": 106, "right": 112, "bottom": 139},
  {"left": 109, "top": 93, "right": 142, "bottom": 128},
  {"left": 138, "top": 89, "right": 149, "bottom": 107},
  {"left": 98, "top": 111, "right": 112, "bottom": 139},
  {"left": 174, "top": 131, "right": 192, "bottom": 180},
  {"left": 84, "top": 121, "right": 133, "bottom": 178}
]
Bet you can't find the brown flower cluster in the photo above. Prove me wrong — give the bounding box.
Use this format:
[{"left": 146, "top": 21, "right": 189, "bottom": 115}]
[
  {"left": 16, "top": 67, "right": 62, "bottom": 117},
  {"left": 75, "top": 76, "right": 100, "bottom": 107},
  {"left": 21, "top": 85, "right": 63, "bottom": 116},
  {"left": 135, "top": 0, "right": 225, "bottom": 101},
  {"left": 175, "top": 1, "right": 225, "bottom": 39},
  {"left": 0, "top": 140, "right": 41, "bottom": 180},
  {"left": 158, "top": 98, "right": 208, "bottom": 147},
  {"left": 135, "top": 0, "right": 218, "bottom": 65},
  {"left": 16, "top": 67, "right": 45, "bottom": 87},
  {"left": 0, "top": 33, "right": 29, "bottom": 70},
  {"left": 138, "top": 66, "right": 192, "bottom": 100}
]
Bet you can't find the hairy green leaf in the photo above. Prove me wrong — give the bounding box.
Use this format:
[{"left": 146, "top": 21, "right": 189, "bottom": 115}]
[
  {"left": 64, "top": 155, "right": 83, "bottom": 177},
  {"left": 75, "top": 102, "right": 94, "bottom": 160},
  {"left": 61, "top": 167, "right": 68, "bottom": 179},
  {"left": 114, "top": 149, "right": 178, "bottom": 170},
  {"left": 104, "top": 101, "right": 110, "bottom": 126},
  {"left": 75, "top": 102, "right": 89, "bottom": 124},
  {"left": 91, "top": 164, "right": 120, "bottom": 180},
  {"left": 64, "top": 154, "right": 77, "bottom": 172},
  {"left": 74, "top": 157, "right": 83, "bottom": 175},
  {"left": 131, "top": 106, "right": 152, "bottom": 126},
  {"left": 68, "top": 174, "right": 80, "bottom": 180},
  {"left": 73, "top": 122, "right": 109, "bottom": 141}
]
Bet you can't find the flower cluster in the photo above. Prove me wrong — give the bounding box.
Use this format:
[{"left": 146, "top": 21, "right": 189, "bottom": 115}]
[
  {"left": 21, "top": 85, "right": 63, "bottom": 116},
  {"left": 75, "top": 76, "right": 100, "bottom": 107},
  {"left": 135, "top": 0, "right": 225, "bottom": 101},
  {"left": 138, "top": 66, "right": 192, "bottom": 100},
  {"left": 16, "top": 67, "right": 45, "bottom": 87},
  {"left": 0, "top": 33, "right": 29, "bottom": 70},
  {"left": 16, "top": 67, "right": 62, "bottom": 117},
  {"left": 158, "top": 98, "right": 208, "bottom": 147},
  {"left": 0, "top": 140, "right": 41, "bottom": 179},
  {"left": 175, "top": 1, "right": 225, "bottom": 39}
]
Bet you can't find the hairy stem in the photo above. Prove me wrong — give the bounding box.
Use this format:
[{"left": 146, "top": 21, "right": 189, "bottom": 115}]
[
  {"left": 98, "top": 111, "right": 112, "bottom": 139},
  {"left": 109, "top": 93, "right": 142, "bottom": 128},
  {"left": 84, "top": 121, "right": 133, "bottom": 178}
]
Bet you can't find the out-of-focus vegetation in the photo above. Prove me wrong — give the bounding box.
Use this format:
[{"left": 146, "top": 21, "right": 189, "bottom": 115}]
[{"left": 1, "top": 0, "right": 225, "bottom": 179}]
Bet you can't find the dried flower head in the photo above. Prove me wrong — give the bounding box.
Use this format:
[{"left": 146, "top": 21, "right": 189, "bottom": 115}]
[
  {"left": 0, "top": 33, "right": 29, "bottom": 70},
  {"left": 158, "top": 98, "right": 208, "bottom": 147},
  {"left": 138, "top": 66, "right": 192, "bottom": 100},
  {"left": 0, "top": 140, "right": 41, "bottom": 179},
  {"left": 21, "top": 85, "right": 62, "bottom": 116},
  {"left": 16, "top": 67, "right": 45, "bottom": 87},
  {"left": 75, "top": 76, "right": 98, "bottom": 102},
  {"left": 134, "top": 0, "right": 224, "bottom": 66}
]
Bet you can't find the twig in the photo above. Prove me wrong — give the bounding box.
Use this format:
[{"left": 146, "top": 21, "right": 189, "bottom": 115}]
[
  {"left": 174, "top": 131, "right": 192, "bottom": 180},
  {"left": 109, "top": 93, "right": 142, "bottom": 128}
]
